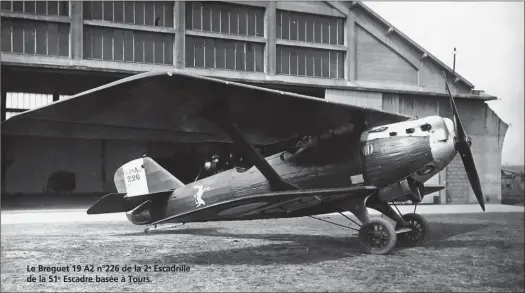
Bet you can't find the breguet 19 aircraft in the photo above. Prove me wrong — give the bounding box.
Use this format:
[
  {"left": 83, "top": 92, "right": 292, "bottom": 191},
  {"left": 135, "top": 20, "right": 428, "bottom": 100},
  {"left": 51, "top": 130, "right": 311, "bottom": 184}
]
[{"left": 2, "top": 70, "right": 485, "bottom": 255}]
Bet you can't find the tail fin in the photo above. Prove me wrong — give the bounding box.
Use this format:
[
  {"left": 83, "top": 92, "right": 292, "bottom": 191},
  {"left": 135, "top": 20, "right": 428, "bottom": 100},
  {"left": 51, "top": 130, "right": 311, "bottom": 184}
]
[
  {"left": 114, "top": 156, "right": 184, "bottom": 197},
  {"left": 88, "top": 157, "right": 183, "bottom": 215}
]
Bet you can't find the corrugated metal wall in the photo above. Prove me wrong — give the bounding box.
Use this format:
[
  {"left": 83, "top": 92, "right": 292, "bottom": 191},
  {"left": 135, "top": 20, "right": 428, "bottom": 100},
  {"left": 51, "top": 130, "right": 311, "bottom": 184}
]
[{"left": 1, "top": 19, "right": 69, "bottom": 57}]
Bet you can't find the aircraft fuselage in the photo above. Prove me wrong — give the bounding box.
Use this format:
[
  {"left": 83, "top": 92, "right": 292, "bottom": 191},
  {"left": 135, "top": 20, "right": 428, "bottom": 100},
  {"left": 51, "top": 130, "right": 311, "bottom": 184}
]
[{"left": 126, "top": 115, "right": 457, "bottom": 225}]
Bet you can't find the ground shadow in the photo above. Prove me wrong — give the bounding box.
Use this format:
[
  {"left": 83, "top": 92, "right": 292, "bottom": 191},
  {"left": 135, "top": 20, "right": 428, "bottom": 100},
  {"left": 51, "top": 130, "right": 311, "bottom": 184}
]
[
  {"left": 115, "top": 221, "right": 489, "bottom": 265},
  {"left": 426, "top": 222, "right": 489, "bottom": 243},
  {"left": 425, "top": 222, "right": 518, "bottom": 250},
  {"left": 386, "top": 221, "right": 496, "bottom": 251},
  {"left": 119, "top": 227, "right": 363, "bottom": 265}
]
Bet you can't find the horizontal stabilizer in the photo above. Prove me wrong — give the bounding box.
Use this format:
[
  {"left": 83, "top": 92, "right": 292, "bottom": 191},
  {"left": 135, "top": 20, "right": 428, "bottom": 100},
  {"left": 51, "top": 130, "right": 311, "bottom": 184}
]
[
  {"left": 87, "top": 190, "right": 173, "bottom": 215},
  {"left": 87, "top": 193, "right": 128, "bottom": 215}
]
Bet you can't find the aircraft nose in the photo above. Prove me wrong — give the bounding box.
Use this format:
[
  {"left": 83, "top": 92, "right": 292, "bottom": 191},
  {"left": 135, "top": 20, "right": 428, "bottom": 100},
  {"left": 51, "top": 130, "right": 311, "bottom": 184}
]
[{"left": 429, "top": 117, "right": 457, "bottom": 170}]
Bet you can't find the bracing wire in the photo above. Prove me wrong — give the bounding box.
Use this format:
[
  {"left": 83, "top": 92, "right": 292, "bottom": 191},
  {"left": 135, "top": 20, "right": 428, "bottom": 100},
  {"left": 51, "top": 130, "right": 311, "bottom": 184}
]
[
  {"left": 338, "top": 211, "right": 362, "bottom": 227},
  {"left": 308, "top": 215, "right": 359, "bottom": 232}
]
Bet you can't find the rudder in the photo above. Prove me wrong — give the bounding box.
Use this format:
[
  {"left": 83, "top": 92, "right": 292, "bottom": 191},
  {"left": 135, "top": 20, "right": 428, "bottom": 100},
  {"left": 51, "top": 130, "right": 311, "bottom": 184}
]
[{"left": 114, "top": 156, "right": 185, "bottom": 196}]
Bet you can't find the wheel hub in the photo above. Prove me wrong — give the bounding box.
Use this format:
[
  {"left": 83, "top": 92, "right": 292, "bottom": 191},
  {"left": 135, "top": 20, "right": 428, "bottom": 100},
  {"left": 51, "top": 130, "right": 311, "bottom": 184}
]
[
  {"left": 395, "top": 213, "right": 429, "bottom": 246},
  {"left": 405, "top": 220, "right": 423, "bottom": 241},
  {"left": 365, "top": 224, "right": 389, "bottom": 249},
  {"left": 358, "top": 217, "right": 397, "bottom": 254}
]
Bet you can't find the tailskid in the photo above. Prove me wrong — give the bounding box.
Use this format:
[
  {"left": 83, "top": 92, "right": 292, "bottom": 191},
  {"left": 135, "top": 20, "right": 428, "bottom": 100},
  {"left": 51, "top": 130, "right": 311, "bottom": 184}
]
[{"left": 143, "top": 223, "right": 182, "bottom": 234}]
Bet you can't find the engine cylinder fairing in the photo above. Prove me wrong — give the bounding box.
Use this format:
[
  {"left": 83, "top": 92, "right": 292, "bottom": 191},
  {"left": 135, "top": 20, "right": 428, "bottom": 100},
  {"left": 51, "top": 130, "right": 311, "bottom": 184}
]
[
  {"left": 360, "top": 116, "right": 457, "bottom": 192},
  {"left": 360, "top": 125, "right": 433, "bottom": 187}
]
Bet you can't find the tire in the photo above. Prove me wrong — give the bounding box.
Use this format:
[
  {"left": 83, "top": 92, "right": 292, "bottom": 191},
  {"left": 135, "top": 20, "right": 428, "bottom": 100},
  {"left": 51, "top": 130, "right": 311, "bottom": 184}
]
[
  {"left": 358, "top": 217, "right": 397, "bottom": 255},
  {"left": 396, "top": 213, "right": 429, "bottom": 246}
]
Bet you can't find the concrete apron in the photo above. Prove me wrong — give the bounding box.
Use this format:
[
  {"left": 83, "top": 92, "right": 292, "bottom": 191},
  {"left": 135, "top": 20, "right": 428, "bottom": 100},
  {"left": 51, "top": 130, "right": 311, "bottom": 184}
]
[{"left": 2, "top": 204, "right": 523, "bottom": 225}]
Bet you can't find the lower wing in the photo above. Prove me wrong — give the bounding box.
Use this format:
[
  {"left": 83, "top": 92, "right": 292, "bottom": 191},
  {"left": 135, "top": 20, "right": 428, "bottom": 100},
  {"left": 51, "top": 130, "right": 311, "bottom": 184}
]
[{"left": 152, "top": 186, "right": 377, "bottom": 225}]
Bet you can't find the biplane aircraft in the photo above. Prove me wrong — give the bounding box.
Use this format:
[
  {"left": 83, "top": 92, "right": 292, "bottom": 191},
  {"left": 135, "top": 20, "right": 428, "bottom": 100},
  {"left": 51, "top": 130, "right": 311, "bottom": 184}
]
[{"left": 1, "top": 70, "right": 485, "bottom": 254}]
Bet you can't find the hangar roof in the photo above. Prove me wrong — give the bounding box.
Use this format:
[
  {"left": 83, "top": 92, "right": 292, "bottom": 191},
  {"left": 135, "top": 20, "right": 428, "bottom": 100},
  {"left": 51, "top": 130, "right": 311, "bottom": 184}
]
[
  {"left": 0, "top": 0, "right": 496, "bottom": 100},
  {"left": 328, "top": 1, "right": 476, "bottom": 89}
]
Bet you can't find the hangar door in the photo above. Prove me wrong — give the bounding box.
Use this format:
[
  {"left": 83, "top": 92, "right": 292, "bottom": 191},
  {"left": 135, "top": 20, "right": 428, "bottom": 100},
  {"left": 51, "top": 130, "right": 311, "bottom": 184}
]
[
  {"left": 329, "top": 91, "right": 447, "bottom": 204},
  {"left": 392, "top": 93, "right": 446, "bottom": 204}
]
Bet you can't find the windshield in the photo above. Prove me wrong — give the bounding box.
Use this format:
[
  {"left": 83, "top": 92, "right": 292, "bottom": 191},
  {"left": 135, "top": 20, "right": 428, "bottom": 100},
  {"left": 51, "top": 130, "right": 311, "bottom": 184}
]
[{"left": 295, "top": 136, "right": 316, "bottom": 149}]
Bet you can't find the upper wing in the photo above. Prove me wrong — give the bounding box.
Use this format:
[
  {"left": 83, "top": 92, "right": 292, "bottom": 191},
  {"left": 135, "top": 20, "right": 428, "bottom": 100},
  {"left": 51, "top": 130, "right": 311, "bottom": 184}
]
[
  {"left": 151, "top": 186, "right": 377, "bottom": 225},
  {"left": 1, "top": 71, "right": 411, "bottom": 146}
]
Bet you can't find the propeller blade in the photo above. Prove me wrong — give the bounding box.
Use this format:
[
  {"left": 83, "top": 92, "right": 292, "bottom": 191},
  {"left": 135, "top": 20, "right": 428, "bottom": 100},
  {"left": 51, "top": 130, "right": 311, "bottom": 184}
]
[
  {"left": 443, "top": 72, "right": 485, "bottom": 211},
  {"left": 444, "top": 74, "right": 467, "bottom": 141},
  {"left": 456, "top": 141, "right": 485, "bottom": 211}
]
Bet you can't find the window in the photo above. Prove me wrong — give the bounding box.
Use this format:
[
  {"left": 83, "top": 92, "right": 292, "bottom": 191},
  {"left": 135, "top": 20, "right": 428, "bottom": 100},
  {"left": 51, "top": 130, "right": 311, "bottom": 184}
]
[
  {"left": 1, "top": 18, "right": 69, "bottom": 57},
  {"left": 277, "top": 10, "right": 344, "bottom": 45},
  {"left": 83, "top": 26, "right": 173, "bottom": 64},
  {"left": 186, "top": 1, "right": 264, "bottom": 37},
  {"left": 276, "top": 45, "right": 344, "bottom": 79},
  {"left": 186, "top": 36, "right": 263, "bottom": 72},
  {"left": 275, "top": 10, "right": 345, "bottom": 79},
  {"left": 83, "top": 1, "right": 174, "bottom": 28},
  {"left": 5, "top": 92, "right": 54, "bottom": 119},
  {"left": 1, "top": 1, "right": 69, "bottom": 16}
]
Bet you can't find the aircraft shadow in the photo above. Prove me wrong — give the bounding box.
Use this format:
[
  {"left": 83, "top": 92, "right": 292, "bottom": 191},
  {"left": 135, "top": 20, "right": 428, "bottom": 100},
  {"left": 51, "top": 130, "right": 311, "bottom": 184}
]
[
  {"left": 115, "top": 221, "right": 488, "bottom": 265},
  {"left": 424, "top": 222, "right": 509, "bottom": 250},
  {"left": 124, "top": 228, "right": 363, "bottom": 265},
  {"left": 425, "top": 222, "right": 489, "bottom": 243}
]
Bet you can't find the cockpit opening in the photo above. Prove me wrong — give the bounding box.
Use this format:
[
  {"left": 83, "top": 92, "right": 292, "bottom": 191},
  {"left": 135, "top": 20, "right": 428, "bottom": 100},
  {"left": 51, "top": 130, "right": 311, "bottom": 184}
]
[{"left": 280, "top": 122, "right": 358, "bottom": 164}]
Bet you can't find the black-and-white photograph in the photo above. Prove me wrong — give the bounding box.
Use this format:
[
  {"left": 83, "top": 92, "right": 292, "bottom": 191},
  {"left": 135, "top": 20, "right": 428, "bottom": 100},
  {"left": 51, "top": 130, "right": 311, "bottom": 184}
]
[{"left": 1, "top": 1, "right": 523, "bottom": 292}]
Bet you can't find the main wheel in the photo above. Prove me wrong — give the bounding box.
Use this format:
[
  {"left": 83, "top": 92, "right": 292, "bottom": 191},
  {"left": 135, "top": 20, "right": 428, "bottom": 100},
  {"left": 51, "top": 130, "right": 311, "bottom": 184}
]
[
  {"left": 396, "top": 213, "right": 429, "bottom": 246},
  {"left": 358, "top": 217, "right": 397, "bottom": 255}
]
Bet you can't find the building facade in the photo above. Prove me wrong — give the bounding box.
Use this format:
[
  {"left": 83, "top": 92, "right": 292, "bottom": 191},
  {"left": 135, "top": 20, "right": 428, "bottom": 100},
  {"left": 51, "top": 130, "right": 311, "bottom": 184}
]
[
  {"left": 1, "top": 1, "right": 508, "bottom": 204},
  {"left": 501, "top": 167, "right": 525, "bottom": 205}
]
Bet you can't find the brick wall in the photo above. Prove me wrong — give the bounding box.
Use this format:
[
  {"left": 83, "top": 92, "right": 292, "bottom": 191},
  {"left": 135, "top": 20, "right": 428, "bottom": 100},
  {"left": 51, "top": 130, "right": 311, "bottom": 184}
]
[{"left": 445, "top": 155, "right": 471, "bottom": 203}]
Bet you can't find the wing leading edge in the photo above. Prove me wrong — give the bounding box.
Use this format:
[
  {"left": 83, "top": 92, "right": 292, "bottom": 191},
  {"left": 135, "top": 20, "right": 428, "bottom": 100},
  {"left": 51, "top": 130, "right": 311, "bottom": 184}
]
[{"left": 2, "top": 71, "right": 411, "bottom": 146}]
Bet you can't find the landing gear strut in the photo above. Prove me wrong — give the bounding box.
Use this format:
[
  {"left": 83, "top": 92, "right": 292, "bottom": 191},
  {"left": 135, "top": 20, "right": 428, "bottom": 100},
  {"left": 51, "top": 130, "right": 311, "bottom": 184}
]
[
  {"left": 302, "top": 195, "right": 429, "bottom": 254},
  {"left": 314, "top": 195, "right": 399, "bottom": 255}
]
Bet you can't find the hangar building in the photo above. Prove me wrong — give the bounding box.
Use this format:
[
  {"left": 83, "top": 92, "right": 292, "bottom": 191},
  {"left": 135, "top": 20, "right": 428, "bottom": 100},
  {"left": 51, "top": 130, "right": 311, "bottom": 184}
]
[{"left": 0, "top": 1, "right": 508, "bottom": 206}]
